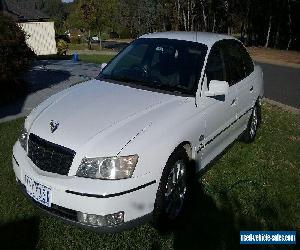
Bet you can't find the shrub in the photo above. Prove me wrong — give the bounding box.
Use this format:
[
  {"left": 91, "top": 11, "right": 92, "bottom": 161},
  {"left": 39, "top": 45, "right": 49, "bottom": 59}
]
[
  {"left": 0, "top": 14, "right": 35, "bottom": 105},
  {"left": 56, "top": 39, "right": 68, "bottom": 55}
]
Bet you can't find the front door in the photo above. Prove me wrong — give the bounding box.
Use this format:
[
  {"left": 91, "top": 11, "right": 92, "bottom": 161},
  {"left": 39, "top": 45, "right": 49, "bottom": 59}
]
[{"left": 197, "top": 41, "right": 238, "bottom": 168}]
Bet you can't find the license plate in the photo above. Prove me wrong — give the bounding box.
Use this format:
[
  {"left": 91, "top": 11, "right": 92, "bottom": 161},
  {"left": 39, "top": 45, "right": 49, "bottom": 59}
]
[{"left": 24, "top": 175, "right": 52, "bottom": 207}]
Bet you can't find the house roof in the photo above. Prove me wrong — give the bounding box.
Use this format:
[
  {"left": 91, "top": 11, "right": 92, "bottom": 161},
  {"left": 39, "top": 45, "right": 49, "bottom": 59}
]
[{"left": 1, "top": 0, "right": 49, "bottom": 21}]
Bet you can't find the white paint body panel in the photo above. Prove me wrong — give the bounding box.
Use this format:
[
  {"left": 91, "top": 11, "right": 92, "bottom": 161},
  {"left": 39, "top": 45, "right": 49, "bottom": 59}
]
[{"left": 13, "top": 32, "right": 264, "bottom": 226}]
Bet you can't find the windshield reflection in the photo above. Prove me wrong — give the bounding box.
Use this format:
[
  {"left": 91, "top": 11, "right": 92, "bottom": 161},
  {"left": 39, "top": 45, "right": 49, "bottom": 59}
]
[{"left": 98, "top": 38, "right": 207, "bottom": 95}]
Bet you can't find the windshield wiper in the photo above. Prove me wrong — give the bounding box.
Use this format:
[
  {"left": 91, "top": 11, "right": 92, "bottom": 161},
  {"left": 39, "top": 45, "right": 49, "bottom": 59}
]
[
  {"left": 99, "top": 74, "right": 188, "bottom": 95},
  {"left": 152, "top": 83, "right": 185, "bottom": 94},
  {"left": 100, "top": 74, "right": 151, "bottom": 85}
]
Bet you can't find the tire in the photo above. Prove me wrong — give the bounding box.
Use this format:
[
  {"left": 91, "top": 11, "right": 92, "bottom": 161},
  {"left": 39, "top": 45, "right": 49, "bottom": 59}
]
[
  {"left": 153, "top": 148, "right": 190, "bottom": 230},
  {"left": 242, "top": 103, "right": 261, "bottom": 143}
]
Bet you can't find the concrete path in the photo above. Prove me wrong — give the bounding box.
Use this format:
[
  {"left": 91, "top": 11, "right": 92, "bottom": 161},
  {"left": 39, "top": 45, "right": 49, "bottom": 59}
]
[{"left": 0, "top": 60, "right": 101, "bottom": 123}]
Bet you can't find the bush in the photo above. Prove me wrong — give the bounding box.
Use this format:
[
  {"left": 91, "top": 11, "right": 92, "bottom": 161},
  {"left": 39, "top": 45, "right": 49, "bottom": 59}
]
[
  {"left": 100, "top": 32, "right": 109, "bottom": 40},
  {"left": 0, "top": 14, "right": 35, "bottom": 105},
  {"left": 56, "top": 39, "right": 68, "bottom": 55}
]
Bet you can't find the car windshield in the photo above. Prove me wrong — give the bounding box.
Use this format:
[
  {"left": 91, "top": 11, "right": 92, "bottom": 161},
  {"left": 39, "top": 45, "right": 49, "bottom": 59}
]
[{"left": 98, "top": 38, "right": 208, "bottom": 95}]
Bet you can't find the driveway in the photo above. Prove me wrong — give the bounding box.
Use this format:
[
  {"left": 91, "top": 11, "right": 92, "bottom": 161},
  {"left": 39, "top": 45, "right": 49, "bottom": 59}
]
[
  {"left": 257, "top": 63, "right": 300, "bottom": 109},
  {"left": 0, "top": 60, "right": 101, "bottom": 123}
]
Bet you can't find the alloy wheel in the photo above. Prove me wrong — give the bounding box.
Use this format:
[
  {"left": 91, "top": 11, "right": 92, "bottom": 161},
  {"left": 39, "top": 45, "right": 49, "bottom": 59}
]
[
  {"left": 164, "top": 160, "right": 187, "bottom": 219},
  {"left": 250, "top": 106, "right": 258, "bottom": 138}
]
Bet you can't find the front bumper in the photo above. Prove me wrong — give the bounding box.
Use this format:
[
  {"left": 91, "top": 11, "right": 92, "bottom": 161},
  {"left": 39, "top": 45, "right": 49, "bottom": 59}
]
[
  {"left": 12, "top": 142, "right": 158, "bottom": 231},
  {"left": 16, "top": 179, "right": 152, "bottom": 232}
]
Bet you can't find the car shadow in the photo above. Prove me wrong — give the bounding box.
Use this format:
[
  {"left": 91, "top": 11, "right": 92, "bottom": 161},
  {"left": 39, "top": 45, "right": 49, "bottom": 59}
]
[
  {"left": 0, "top": 67, "right": 71, "bottom": 120},
  {"left": 162, "top": 158, "right": 268, "bottom": 250},
  {"left": 24, "top": 68, "right": 71, "bottom": 92},
  {"left": 0, "top": 216, "right": 40, "bottom": 249},
  {"left": 171, "top": 180, "right": 251, "bottom": 250},
  {"left": 165, "top": 153, "right": 299, "bottom": 250}
]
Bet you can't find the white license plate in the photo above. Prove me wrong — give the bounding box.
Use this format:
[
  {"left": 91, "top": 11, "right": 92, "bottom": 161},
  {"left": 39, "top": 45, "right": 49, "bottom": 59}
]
[{"left": 24, "top": 175, "right": 52, "bottom": 207}]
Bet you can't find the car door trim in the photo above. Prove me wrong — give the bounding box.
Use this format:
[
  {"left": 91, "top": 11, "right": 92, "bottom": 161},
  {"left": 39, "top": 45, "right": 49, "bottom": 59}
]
[
  {"left": 65, "top": 180, "right": 156, "bottom": 198},
  {"left": 197, "top": 106, "right": 253, "bottom": 153}
]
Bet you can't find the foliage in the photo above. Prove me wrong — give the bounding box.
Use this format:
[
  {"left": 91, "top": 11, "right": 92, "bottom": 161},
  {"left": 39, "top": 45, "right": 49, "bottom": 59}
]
[
  {"left": 60, "top": 0, "right": 300, "bottom": 51},
  {"left": 26, "top": 0, "right": 65, "bottom": 33},
  {"left": 56, "top": 39, "right": 68, "bottom": 55},
  {"left": 15, "top": 0, "right": 300, "bottom": 50},
  {"left": 0, "top": 103, "right": 299, "bottom": 249},
  {"left": 116, "top": 0, "right": 157, "bottom": 37},
  {"left": 0, "top": 15, "right": 34, "bottom": 105}
]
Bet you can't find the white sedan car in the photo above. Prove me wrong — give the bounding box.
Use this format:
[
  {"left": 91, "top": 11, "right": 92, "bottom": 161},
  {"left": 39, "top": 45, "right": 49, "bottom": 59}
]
[{"left": 13, "top": 32, "right": 263, "bottom": 231}]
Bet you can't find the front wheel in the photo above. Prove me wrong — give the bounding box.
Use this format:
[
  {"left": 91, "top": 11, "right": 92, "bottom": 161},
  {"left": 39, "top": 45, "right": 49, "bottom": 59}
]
[
  {"left": 242, "top": 103, "right": 261, "bottom": 143},
  {"left": 153, "top": 148, "right": 189, "bottom": 230}
]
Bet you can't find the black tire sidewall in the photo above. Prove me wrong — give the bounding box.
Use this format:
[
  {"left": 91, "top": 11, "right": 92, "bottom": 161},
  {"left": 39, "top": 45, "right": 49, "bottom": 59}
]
[
  {"left": 243, "top": 104, "right": 260, "bottom": 143},
  {"left": 152, "top": 148, "right": 190, "bottom": 230}
]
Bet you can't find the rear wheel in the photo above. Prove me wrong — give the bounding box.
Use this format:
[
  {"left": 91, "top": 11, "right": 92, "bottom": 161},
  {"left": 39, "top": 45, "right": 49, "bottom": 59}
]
[{"left": 153, "top": 148, "right": 189, "bottom": 230}]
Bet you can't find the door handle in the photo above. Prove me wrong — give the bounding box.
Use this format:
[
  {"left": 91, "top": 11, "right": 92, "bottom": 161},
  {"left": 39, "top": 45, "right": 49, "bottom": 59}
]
[
  {"left": 231, "top": 98, "right": 236, "bottom": 106},
  {"left": 250, "top": 86, "right": 254, "bottom": 92}
]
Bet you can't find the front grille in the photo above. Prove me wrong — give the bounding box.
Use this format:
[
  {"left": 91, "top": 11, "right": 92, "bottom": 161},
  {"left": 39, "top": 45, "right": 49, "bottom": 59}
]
[{"left": 28, "top": 134, "right": 75, "bottom": 175}]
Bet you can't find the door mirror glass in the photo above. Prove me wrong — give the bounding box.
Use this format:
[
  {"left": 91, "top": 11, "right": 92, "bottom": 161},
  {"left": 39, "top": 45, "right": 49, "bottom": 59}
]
[{"left": 205, "top": 80, "right": 229, "bottom": 97}]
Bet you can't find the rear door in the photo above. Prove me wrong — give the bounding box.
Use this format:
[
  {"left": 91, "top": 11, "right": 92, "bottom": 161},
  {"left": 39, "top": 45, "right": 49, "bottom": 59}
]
[{"left": 224, "top": 40, "right": 256, "bottom": 132}]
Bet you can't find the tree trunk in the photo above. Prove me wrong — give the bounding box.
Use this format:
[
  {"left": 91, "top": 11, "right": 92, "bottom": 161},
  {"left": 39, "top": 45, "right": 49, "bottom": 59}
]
[
  {"left": 287, "top": 0, "right": 292, "bottom": 50},
  {"left": 176, "top": 0, "right": 180, "bottom": 30},
  {"left": 200, "top": 0, "right": 207, "bottom": 31},
  {"left": 98, "top": 31, "right": 102, "bottom": 49},
  {"left": 212, "top": 13, "right": 216, "bottom": 33},
  {"left": 240, "top": 20, "right": 245, "bottom": 42},
  {"left": 183, "top": 10, "right": 187, "bottom": 31},
  {"left": 88, "top": 29, "right": 91, "bottom": 50},
  {"left": 265, "top": 16, "right": 272, "bottom": 48},
  {"left": 274, "top": 26, "right": 279, "bottom": 48}
]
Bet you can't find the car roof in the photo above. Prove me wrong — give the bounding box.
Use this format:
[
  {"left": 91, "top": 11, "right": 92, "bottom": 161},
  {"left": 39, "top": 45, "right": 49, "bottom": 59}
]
[{"left": 139, "top": 31, "right": 236, "bottom": 47}]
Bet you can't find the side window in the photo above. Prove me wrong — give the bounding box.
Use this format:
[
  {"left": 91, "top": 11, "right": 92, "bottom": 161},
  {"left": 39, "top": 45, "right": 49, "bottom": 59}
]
[
  {"left": 205, "top": 43, "right": 226, "bottom": 87},
  {"left": 222, "top": 40, "right": 245, "bottom": 85},
  {"left": 239, "top": 44, "right": 254, "bottom": 77}
]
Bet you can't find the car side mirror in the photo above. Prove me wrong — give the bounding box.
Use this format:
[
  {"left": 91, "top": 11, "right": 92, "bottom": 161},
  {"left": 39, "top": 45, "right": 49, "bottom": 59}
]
[
  {"left": 205, "top": 80, "right": 229, "bottom": 97},
  {"left": 100, "top": 63, "right": 107, "bottom": 72}
]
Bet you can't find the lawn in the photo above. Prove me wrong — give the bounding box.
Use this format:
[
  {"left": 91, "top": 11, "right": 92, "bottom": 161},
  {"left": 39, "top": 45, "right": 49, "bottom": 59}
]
[
  {"left": 0, "top": 103, "right": 299, "bottom": 249},
  {"left": 78, "top": 54, "right": 115, "bottom": 64},
  {"left": 68, "top": 43, "right": 111, "bottom": 51}
]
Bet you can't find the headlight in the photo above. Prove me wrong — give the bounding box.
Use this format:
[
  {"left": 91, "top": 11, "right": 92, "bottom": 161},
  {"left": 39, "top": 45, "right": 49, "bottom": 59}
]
[
  {"left": 76, "top": 155, "right": 138, "bottom": 180},
  {"left": 19, "top": 127, "right": 28, "bottom": 151}
]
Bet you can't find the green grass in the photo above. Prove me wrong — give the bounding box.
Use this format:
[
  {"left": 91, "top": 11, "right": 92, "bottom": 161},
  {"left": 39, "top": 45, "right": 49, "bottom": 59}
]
[
  {"left": 0, "top": 103, "right": 299, "bottom": 249},
  {"left": 36, "top": 54, "right": 114, "bottom": 64},
  {"left": 68, "top": 43, "right": 105, "bottom": 51},
  {"left": 79, "top": 54, "right": 115, "bottom": 64}
]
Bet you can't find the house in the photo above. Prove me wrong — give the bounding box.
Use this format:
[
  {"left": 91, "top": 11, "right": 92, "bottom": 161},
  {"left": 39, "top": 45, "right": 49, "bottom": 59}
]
[{"left": 0, "top": 0, "right": 57, "bottom": 55}]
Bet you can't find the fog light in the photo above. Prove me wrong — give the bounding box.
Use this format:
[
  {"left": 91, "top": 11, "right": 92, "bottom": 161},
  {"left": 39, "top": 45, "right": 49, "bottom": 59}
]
[
  {"left": 77, "top": 211, "right": 124, "bottom": 227},
  {"left": 105, "top": 211, "right": 124, "bottom": 226}
]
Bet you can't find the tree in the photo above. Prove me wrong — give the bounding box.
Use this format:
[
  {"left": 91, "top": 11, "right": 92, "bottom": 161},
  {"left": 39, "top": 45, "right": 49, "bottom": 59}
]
[
  {"left": 0, "top": 15, "right": 34, "bottom": 105},
  {"left": 60, "top": 0, "right": 300, "bottom": 51}
]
